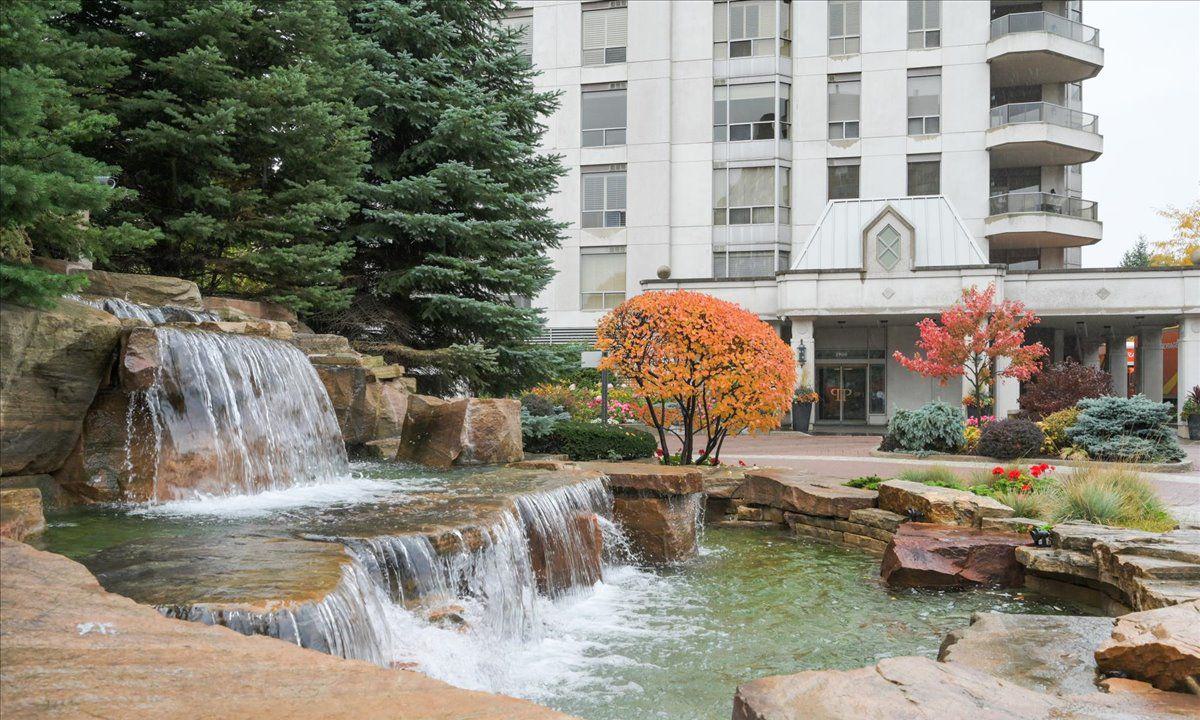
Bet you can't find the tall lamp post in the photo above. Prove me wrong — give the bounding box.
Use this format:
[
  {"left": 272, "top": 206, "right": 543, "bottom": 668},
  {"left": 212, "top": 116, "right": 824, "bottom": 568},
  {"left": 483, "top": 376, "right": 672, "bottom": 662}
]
[{"left": 580, "top": 350, "right": 608, "bottom": 425}]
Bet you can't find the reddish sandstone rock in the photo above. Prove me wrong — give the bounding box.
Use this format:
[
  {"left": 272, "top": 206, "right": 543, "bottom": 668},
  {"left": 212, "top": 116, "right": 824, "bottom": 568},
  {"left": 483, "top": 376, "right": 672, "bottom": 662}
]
[
  {"left": 0, "top": 489, "right": 45, "bottom": 541},
  {"left": 458, "top": 398, "right": 523, "bottom": 465},
  {"left": 612, "top": 494, "right": 701, "bottom": 564},
  {"left": 881, "top": 523, "right": 1026, "bottom": 589},
  {"left": 119, "top": 326, "right": 161, "bottom": 391},
  {"left": 1095, "top": 600, "right": 1200, "bottom": 692},
  {"left": 877, "top": 479, "right": 1012, "bottom": 527},
  {"left": 397, "top": 397, "right": 522, "bottom": 467},
  {"left": 589, "top": 463, "right": 704, "bottom": 495},
  {"left": 81, "top": 269, "right": 203, "bottom": 309},
  {"left": 526, "top": 512, "right": 604, "bottom": 594},
  {"left": 735, "top": 469, "right": 876, "bottom": 519}
]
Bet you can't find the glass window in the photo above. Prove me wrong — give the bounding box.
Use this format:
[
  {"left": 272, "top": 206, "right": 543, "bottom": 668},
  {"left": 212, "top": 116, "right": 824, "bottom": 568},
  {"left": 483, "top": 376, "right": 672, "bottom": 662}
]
[
  {"left": 580, "top": 246, "right": 626, "bottom": 309},
  {"left": 869, "top": 365, "right": 886, "bottom": 414},
  {"left": 828, "top": 0, "right": 861, "bottom": 55},
  {"left": 990, "top": 247, "right": 1040, "bottom": 271},
  {"left": 907, "top": 68, "right": 941, "bottom": 135},
  {"left": 582, "top": 7, "right": 627, "bottom": 65},
  {"left": 581, "top": 88, "right": 626, "bottom": 147},
  {"left": 581, "top": 171, "right": 626, "bottom": 228},
  {"left": 907, "top": 0, "right": 940, "bottom": 49},
  {"left": 502, "top": 17, "right": 533, "bottom": 65},
  {"left": 827, "top": 74, "right": 860, "bottom": 140},
  {"left": 713, "top": 250, "right": 778, "bottom": 278},
  {"left": 714, "top": 0, "right": 784, "bottom": 60},
  {"left": 714, "top": 83, "right": 789, "bottom": 142},
  {"left": 713, "top": 166, "right": 788, "bottom": 225},
  {"left": 827, "top": 160, "right": 859, "bottom": 200},
  {"left": 990, "top": 166, "right": 1040, "bottom": 195},
  {"left": 907, "top": 157, "right": 940, "bottom": 195},
  {"left": 876, "top": 224, "right": 901, "bottom": 269}
]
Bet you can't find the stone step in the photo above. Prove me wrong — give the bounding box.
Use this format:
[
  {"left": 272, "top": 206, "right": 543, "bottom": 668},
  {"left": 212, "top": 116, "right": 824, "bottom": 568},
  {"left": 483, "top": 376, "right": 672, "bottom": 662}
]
[
  {"left": 1116, "top": 553, "right": 1200, "bottom": 581},
  {"left": 370, "top": 364, "right": 405, "bottom": 380},
  {"left": 307, "top": 353, "right": 366, "bottom": 366},
  {"left": 1014, "top": 546, "right": 1099, "bottom": 580},
  {"left": 291, "top": 333, "right": 352, "bottom": 354},
  {"left": 361, "top": 354, "right": 386, "bottom": 368},
  {"left": 736, "top": 470, "right": 877, "bottom": 519},
  {"left": 848, "top": 507, "right": 905, "bottom": 533},
  {"left": 1133, "top": 578, "right": 1200, "bottom": 609}
]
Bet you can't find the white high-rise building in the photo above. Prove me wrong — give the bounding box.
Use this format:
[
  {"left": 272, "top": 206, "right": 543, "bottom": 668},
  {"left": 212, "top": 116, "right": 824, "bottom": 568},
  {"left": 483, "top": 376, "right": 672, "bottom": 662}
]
[{"left": 509, "top": 0, "right": 1199, "bottom": 429}]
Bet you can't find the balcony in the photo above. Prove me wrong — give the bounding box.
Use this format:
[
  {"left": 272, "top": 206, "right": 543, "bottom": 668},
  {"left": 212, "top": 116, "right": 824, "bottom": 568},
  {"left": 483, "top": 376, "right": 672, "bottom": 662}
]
[
  {"left": 985, "top": 192, "right": 1102, "bottom": 249},
  {"left": 988, "top": 12, "right": 1103, "bottom": 87},
  {"left": 987, "top": 102, "right": 1103, "bottom": 168}
]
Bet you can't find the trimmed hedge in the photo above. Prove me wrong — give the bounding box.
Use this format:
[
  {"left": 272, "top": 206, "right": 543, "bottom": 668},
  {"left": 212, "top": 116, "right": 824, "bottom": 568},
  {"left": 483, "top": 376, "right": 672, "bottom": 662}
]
[
  {"left": 1067, "top": 395, "right": 1185, "bottom": 463},
  {"left": 524, "top": 421, "right": 657, "bottom": 461},
  {"left": 976, "top": 418, "right": 1045, "bottom": 460},
  {"left": 882, "top": 402, "right": 965, "bottom": 454}
]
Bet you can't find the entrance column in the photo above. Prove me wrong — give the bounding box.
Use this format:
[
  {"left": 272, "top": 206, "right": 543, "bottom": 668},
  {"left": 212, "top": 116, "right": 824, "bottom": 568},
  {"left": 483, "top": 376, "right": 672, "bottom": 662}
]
[
  {"left": 1082, "top": 341, "right": 1102, "bottom": 369},
  {"left": 994, "top": 356, "right": 1021, "bottom": 419},
  {"left": 1106, "top": 331, "right": 1129, "bottom": 398},
  {"left": 1137, "top": 327, "right": 1164, "bottom": 402},
  {"left": 1178, "top": 315, "right": 1200, "bottom": 427},
  {"left": 1052, "top": 328, "right": 1065, "bottom": 363},
  {"left": 790, "top": 317, "right": 815, "bottom": 431}
]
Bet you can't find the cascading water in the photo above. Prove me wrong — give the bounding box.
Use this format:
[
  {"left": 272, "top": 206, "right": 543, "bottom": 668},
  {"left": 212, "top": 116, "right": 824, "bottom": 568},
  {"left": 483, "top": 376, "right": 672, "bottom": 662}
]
[
  {"left": 127, "top": 327, "right": 348, "bottom": 501},
  {"left": 70, "top": 295, "right": 219, "bottom": 324}
]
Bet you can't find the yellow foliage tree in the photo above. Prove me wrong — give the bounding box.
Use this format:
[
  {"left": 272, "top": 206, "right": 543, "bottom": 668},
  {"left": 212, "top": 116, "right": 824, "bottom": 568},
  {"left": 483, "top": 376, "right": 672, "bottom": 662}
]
[
  {"left": 1151, "top": 200, "right": 1200, "bottom": 266},
  {"left": 596, "top": 290, "right": 796, "bottom": 464}
]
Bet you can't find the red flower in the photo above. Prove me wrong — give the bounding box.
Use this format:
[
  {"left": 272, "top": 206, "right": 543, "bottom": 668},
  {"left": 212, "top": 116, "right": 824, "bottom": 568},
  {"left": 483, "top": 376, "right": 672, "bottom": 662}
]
[
  {"left": 654, "top": 448, "right": 664, "bottom": 457},
  {"left": 738, "top": 460, "right": 747, "bottom": 467},
  {"left": 992, "top": 467, "right": 1004, "bottom": 476},
  {"left": 1021, "top": 483, "right": 1032, "bottom": 492},
  {"left": 1030, "top": 467, "right": 1042, "bottom": 478},
  {"left": 1007, "top": 469, "right": 1021, "bottom": 480}
]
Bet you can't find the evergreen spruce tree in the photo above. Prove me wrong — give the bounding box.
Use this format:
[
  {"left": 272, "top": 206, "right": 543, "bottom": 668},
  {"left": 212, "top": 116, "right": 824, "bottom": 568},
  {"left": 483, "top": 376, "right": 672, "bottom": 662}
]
[
  {"left": 72, "top": 0, "right": 371, "bottom": 314},
  {"left": 0, "top": 0, "right": 154, "bottom": 306},
  {"left": 1120, "top": 235, "right": 1152, "bottom": 268},
  {"left": 337, "top": 0, "right": 567, "bottom": 394}
]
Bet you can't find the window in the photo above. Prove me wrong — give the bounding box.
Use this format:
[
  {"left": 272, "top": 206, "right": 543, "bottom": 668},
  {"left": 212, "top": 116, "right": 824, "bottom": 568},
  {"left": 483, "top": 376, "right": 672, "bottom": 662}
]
[
  {"left": 582, "top": 5, "right": 627, "bottom": 65},
  {"left": 990, "top": 166, "right": 1039, "bottom": 196},
  {"left": 502, "top": 13, "right": 533, "bottom": 65},
  {"left": 990, "top": 247, "right": 1039, "bottom": 271},
  {"left": 714, "top": 83, "right": 789, "bottom": 142},
  {"left": 580, "top": 246, "right": 626, "bottom": 310},
  {"left": 907, "top": 0, "right": 940, "bottom": 49},
  {"left": 713, "top": 166, "right": 789, "bottom": 225},
  {"left": 828, "top": 0, "right": 860, "bottom": 55},
  {"left": 907, "top": 155, "right": 940, "bottom": 195},
  {"left": 827, "top": 74, "right": 860, "bottom": 140},
  {"left": 907, "top": 68, "right": 940, "bottom": 135},
  {"left": 581, "top": 167, "right": 626, "bottom": 228},
  {"left": 876, "top": 224, "right": 901, "bottom": 270},
  {"left": 827, "top": 158, "right": 859, "bottom": 200},
  {"left": 713, "top": 250, "right": 782, "bottom": 278},
  {"left": 581, "top": 85, "right": 626, "bottom": 147},
  {"left": 714, "top": 0, "right": 790, "bottom": 60}
]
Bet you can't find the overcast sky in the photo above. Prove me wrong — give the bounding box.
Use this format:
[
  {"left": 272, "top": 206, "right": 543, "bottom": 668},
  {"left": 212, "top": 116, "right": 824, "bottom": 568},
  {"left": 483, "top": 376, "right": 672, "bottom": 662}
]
[{"left": 1081, "top": 1, "right": 1200, "bottom": 266}]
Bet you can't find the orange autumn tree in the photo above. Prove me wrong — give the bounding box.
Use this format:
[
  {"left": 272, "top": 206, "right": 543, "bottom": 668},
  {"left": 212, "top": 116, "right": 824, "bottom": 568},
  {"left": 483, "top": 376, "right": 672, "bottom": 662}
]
[{"left": 596, "top": 290, "right": 795, "bottom": 465}]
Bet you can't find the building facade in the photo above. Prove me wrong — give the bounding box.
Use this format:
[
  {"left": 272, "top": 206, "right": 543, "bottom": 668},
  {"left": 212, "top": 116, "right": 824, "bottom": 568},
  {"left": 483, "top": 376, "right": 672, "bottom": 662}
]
[{"left": 512, "top": 0, "right": 1200, "bottom": 429}]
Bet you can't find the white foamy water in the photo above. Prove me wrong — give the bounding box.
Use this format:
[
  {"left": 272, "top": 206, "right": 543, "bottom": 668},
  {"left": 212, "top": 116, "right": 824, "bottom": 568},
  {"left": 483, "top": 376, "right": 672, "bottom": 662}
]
[{"left": 130, "top": 476, "right": 401, "bottom": 518}]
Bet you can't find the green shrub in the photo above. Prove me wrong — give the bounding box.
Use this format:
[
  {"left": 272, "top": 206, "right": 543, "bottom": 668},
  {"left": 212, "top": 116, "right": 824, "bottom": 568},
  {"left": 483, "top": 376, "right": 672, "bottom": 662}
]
[
  {"left": 976, "top": 418, "right": 1045, "bottom": 460},
  {"left": 1047, "top": 466, "right": 1176, "bottom": 532},
  {"left": 1039, "top": 407, "right": 1080, "bottom": 455},
  {"left": 882, "top": 402, "right": 965, "bottom": 454},
  {"left": 897, "top": 466, "right": 965, "bottom": 489},
  {"left": 520, "top": 406, "right": 570, "bottom": 446},
  {"left": 845, "top": 475, "right": 887, "bottom": 490},
  {"left": 1066, "top": 396, "right": 1185, "bottom": 463},
  {"left": 520, "top": 393, "right": 559, "bottom": 417},
  {"left": 524, "top": 421, "right": 657, "bottom": 461},
  {"left": 993, "top": 488, "right": 1044, "bottom": 519}
]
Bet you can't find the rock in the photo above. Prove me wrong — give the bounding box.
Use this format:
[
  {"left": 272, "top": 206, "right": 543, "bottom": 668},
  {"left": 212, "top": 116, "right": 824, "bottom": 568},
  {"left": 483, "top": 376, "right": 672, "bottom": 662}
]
[
  {"left": 370, "top": 364, "right": 404, "bottom": 380},
  {"left": 425, "top": 604, "right": 468, "bottom": 631},
  {"left": 366, "top": 381, "right": 409, "bottom": 441},
  {"left": 731, "top": 654, "right": 1198, "bottom": 720},
  {"left": 848, "top": 507, "right": 906, "bottom": 533},
  {"left": 292, "top": 333, "right": 353, "bottom": 355},
  {"left": 119, "top": 326, "right": 160, "bottom": 390},
  {"left": 0, "top": 539, "right": 575, "bottom": 720},
  {"left": 939, "top": 612, "right": 1113, "bottom": 696},
  {"left": 880, "top": 523, "right": 1027, "bottom": 589},
  {"left": 981, "top": 516, "right": 1043, "bottom": 533},
  {"left": 1095, "top": 601, "right": 1200, "bottom": 692},
  {"left": 362, "top": 438, "right": 402, "bottom": 462},
  {"left": 612, "top": 493, "right": 701, "bottom": 564},
  {"left": 735, "top": 470, "right": 877, "bottom": 519},
  {"left": 1016, "top": 545, "right": 1100, "bottom": 580},
  {"left": 877, "top": 480, "right": 1013, "bottom": 527},
  {"left": 457, "top": 398, "right": 522, "bottom": 465},
  {"left": 526, "top": 512, "right": 604, "bottom": 594},
  {"left": 195, "top": 319, "right": 293, "bottom": 341},
  {"left": 397, "top": 397, "right": 522, "bottom": 467},
  {"left": 508, "top": 459, "right": 570, "bottom": 471},
  {"left": 32, "top": 256, "right": 92, "bottom": 274},
  {"left": 80, "top": 269, "right": 203, "bottom": 309},
  {"left": 202, "top": 296, "right": 299, "bottom": 326},
  {"left": 315, "top": 365, "right": 373, "bottom": 445},
  {"left": 0, "top": 489, "right": 45, "bottom": 541},
  {"left": 0, "top": 300, "right": 122, "bottom": 476},
  {"left": 589, "top": 463, "right": 704, "bottom": 495}
]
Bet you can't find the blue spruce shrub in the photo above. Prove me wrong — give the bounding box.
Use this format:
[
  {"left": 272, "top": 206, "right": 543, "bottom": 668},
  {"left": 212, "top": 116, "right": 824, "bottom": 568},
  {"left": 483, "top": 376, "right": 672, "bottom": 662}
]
[
  {"left": 1066, "top": 395, "right": 1185, "bottom": 463},
  {"left": 883, "top": 402, "right": 965, "bottom": 454}
]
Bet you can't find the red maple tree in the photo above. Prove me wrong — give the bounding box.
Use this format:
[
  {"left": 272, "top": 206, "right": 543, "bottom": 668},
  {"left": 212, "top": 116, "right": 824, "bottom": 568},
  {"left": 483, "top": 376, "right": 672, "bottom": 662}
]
[{"left": 893, "top": 283, "right": 1048, "bottom": 410}]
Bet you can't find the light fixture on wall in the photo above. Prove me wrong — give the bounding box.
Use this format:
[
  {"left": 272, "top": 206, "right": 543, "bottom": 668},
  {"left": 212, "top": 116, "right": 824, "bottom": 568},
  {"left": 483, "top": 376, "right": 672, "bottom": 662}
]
[{"left": 797, "top": 339, "right": 807, "bottom": 366}]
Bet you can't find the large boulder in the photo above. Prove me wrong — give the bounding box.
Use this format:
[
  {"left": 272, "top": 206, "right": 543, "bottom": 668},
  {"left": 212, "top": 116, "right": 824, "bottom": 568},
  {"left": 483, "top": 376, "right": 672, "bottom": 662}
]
[
  {"left": 314, "top": 365, "right": 374, "bottom": 445},
  {"left": 525, "top": 512, "right": 604, "bottom": 595},
  {"left": 0, "top": 489, "right": 45, "bottom": 541},
  {"left": 880, "top": 523, "right": 1026, "bottom": 589},
  {"left": 0, "top": 300, "right": 122, "bottom": 476},
  {"left": 736, "top": 470, "right": 877, "bottom": 519},
  {"left": 202, "top": 296, "right": 298, "bottom": 325},
  {"left": 590, "top": 463, "right": 704, "bottom": 495},
  {"left": 877, "top": 479, "right": 1013, "bottom": 527},
  {"left": 1095, "top": 601, "right": 1200, "bottom": 692},
  {"left": 397, "top": 397, "right": 522, "bottom": 467},
  {"left": 80, "top": 269, "right": 203, "bottom": 309},
  {"left": 612, "top": 493, "right": 702, "bottom": 564}
]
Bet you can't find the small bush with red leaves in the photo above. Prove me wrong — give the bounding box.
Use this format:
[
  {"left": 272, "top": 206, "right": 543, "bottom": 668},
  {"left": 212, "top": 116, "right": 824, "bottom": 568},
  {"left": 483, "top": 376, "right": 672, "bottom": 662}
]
[
  {"left": 976, "top": 418, "right": 1046, "bottom": 460},
  {"left": 1018, "top": 359, "right": 1111, "bottom": 418}
]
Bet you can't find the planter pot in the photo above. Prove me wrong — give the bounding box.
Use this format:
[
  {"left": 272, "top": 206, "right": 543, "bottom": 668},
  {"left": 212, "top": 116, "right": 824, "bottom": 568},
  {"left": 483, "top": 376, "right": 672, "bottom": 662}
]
[
  {"left": 1189, "top": 415, "right": 1200, "bottom": 440},
  {"left": 791, "top": 402, "right": 814, "bottom": 432}
]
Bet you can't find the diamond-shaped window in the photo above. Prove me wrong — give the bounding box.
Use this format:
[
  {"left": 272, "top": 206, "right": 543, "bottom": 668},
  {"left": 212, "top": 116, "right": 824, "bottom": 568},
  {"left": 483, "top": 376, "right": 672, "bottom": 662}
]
[{"left": 877, "top": 224, "right": 901, "bottom": 270}]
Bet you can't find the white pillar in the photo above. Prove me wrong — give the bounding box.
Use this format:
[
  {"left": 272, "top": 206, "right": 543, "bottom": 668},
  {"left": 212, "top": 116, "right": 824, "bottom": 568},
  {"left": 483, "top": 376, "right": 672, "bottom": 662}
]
[
  {"left": 994, "top": 356, "right": 1021, "bottom": 419},
  {"left": 1178, "top": 316, "right": 1200, "bottom": 426},
  {"left": 1052, "top": 328, "right": 1065, "bottom": 363},
  {"left": 1106, "top": 333, "right": 1129, "bottom": 398},
  {"left": 1137, "top": 328, "right": 1164, "bottom": 402},
  {"left": 790, "top": 317, "right": 815, "bottom": 431}
]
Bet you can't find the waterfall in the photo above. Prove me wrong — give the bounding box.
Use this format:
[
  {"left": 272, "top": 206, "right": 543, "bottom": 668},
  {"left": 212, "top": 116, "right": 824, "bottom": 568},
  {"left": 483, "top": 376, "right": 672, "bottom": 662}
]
[
  {"left": 70, "top": 295, "right": 219, "bottom": 324},
  {"left": 128, "top": 327, "right": 348, "bottom": 501}
]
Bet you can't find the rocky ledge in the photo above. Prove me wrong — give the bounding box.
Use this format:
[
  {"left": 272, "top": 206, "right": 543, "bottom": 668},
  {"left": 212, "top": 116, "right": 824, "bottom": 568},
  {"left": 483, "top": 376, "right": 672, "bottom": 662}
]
[
  {"left": 881, "top": 523, "right": 1027, "bottom": 589},
  {"left": 585, "top": 462, "right": 704, "bottom": 564},
  {"left": 0, "top": 539, "right": 573, "bottom": 720}
]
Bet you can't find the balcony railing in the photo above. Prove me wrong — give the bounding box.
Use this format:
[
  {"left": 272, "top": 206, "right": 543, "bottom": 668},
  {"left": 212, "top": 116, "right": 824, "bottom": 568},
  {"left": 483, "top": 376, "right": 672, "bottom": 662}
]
[
  {"left": 989, "top": 11, "right": 1100, "bottom": 45},
  {"left": 989, "top": 102, "right": 1099, "bottom": 134},
  {"left": 989, "top": 192, "right": 1098, "bottom": 220}
]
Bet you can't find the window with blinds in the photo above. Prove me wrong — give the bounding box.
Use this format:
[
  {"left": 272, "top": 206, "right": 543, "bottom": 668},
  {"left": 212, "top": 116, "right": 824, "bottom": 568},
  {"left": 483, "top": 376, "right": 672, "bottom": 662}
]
[
  {"left": 713, "top": 82, "right": 789, "bottom": 142},
  {"left": 827, "top": 158, "right": 859, "bottom": 200},
  {"left": 713, "top": 0, "right": 790, "bottom": 60},
  {"left": 907, "top": 0, "right": 940, "bottom": 49},
  {"left": 713, "top": 166, "right": 789, "bottom": 225},
  {"left": 828, "top": 0, "right": 860, "bottom": 55},
  {"left": 713, "top": 250, "right": 783, "bottom": 278},
  {"left": 582, "top": 7, "right": 627, "bottom": 66},
  {"left": 581, "top": 85, "right": 626, "bottom": 147},
  {"left": 907, "top": 155, "right": 940, "bottom": 195},
  {"left": 502, "top": 16, "right": 533, "bottom": 65},
  {"left": 907, "top": 67, "right": 941, "bottom": 135},
  {"left": 827, "top": 73, "right": 860, "bottom": 140},
  {"left": 581, "top": 169, "right": 627, "bottom": 228},
  {"left": 580, "top": 246, "right": 626, "bottom": 310}
]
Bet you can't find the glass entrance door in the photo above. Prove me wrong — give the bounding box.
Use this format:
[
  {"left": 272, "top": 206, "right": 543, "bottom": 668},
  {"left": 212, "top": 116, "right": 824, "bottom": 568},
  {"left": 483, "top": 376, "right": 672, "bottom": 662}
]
[{"left": 816, "top": 366, "right": 869, "bottom": 422}]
